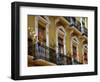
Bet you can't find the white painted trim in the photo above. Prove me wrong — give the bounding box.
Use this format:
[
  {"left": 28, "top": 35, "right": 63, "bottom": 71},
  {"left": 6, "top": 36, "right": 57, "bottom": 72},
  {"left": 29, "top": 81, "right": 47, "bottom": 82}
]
[
  {"left": 56, "top": 26, "right": 66, "bottom": 55},
  {"left": 45, "top": 16, "right": 50, "bottom": 47},
  {"left": 38, "top": 16, "right": 49, "bottom": 24},
  {"left": 71, "top": 36, "right": 79, "bottom": 64},
  {"left": 84, "top": 18, "right": 87, "bottom": 28},
  {"left": 36, "top": 16, "right": 50, "bottom": 47},
  {"left": 56, "top": 28, "right": 58, "bottom": 54},
  {"left": 80, "top": 17, "right": 84, "bottom": 33},
  {"left": 35, "top": 16, "right": 38, "bottom": 42},
  {"left": 45, "top": 16, "right": 50, "bottom": 24}
]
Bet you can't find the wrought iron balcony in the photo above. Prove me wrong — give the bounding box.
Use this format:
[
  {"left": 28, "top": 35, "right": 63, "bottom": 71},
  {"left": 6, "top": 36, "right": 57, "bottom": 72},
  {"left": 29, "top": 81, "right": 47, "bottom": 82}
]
[
  {"left": 64, "top": 17, "right": 81, "bottom": 32},
  {"left": 72, "top": 59, "right": 82, "bottom": 64},
  {"left": 33, "top": 43, "right": 57, "bottom": 64},
  {"left": 64, "top": 17, "right": 88, "bottom": 37},
  {"left": 56, "top": 53, "right": 67, "bottom": 65},
  {"left": 82, "top": 27, "right": 88, "bottom": 37},
  {"left": 31, "top": 43, "right": 74, "bottom": 65},
  {"left": 28, "top": 42, "right": 82, "bottom": 65},
  {"left": 64, "top": 17, "right": 70, "bottom": 22},
  {"left": 56, "top": 53, "right": 73, "bottom": 65}
]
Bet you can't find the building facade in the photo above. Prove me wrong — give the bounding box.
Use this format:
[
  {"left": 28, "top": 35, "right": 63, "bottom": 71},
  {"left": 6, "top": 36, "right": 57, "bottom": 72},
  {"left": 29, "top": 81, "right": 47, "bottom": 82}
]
[{"left": 28, "top": 15, "right": 88, "bottom": 66}]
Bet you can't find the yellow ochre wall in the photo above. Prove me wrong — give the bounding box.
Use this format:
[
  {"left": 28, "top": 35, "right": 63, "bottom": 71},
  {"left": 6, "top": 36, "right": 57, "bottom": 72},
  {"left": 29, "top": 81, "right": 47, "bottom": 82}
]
[
  {"left": 49, "top": 17, "right": 56, "bottom": 49},
  {"left": 28, "top": 15, "right": 35, "bottom": 32},
  {"left": 28, "top": 16, "right": 87, "bottom": 63}
]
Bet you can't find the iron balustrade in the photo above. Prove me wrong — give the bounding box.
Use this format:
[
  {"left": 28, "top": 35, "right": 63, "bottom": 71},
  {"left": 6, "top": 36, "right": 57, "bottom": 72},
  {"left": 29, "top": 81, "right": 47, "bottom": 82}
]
[
  {"left": 72, "top": 59, "right": 82, "bottom": 64},
  {"left": 64, "top": 17, "right": 81, "bottom": 32},
  {"left": 64, "top": 17, "right": 88, "bottom": 37},
  {"left": 56, "top": 53, "right": 67, "bottom": 65},
  {"left": 30, "top": 43, "right": 82, "bottom": 65},
  {"left": 32, "top": 43, "right": 74, "bottom": 65},
  {"left": 34, "top": 43, "right": 56, "bottom": 64},
  {"left": 83, "top": 27, "right": 88, "bottom": 36}
]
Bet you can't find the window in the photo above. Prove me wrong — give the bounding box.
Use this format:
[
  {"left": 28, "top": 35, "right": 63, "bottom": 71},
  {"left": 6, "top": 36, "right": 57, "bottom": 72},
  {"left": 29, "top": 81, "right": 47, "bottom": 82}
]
[
  {"left": 72, "top": 45, "right": 77, "bottom": 60},
  {"left": 70, "top": 17, "right": 76, "bottom": 26},
  {"left": 34, "top": 16, "right": 50, "bottom": 60},
  {"left": 71, "top": 36, "right": 79, "bottom": 64},
  {"left": 80, "top": 17, "right": 88, "bottom": 33},
  {"left": 57, "top": 26, "right": 66, "bottom": 55},
  {"left": 38, "top": 24, "right": 46, "bottom": 45},
  {"left": 35, "top": 16, "right": 50, "bottom": 47},
  {"left": 58, "top": 35, "right": 64, "bottom": 54},
  {"left": 83, "top": 45, "right": 88, "bottom": 64},
  {"left": 56, "top": 26, "right": 66, "bottom": 65}
]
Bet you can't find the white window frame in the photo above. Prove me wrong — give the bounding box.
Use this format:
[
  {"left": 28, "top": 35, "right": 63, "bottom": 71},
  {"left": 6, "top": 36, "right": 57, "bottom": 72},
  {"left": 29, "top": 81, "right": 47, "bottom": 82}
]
[
  {"left": 71, "top": 36, "right": 79, "bottom": 64},
  {"left": 35, "top": 16, "right": 50, "bottom": 47},
  {"left": 56, "top": 26, "right": 66, "bottom": 55}
]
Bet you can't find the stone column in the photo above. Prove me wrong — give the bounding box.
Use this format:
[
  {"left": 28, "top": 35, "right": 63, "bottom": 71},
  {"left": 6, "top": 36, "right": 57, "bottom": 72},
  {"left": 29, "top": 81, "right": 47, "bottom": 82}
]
[{"left": 66, "top": 29, "right": 73, "bottom": 64}]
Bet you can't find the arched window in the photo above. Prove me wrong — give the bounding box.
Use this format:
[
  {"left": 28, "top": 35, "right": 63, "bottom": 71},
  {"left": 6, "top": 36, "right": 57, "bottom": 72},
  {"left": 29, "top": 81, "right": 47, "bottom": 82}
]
[
  {"left": 35, "top": 16, "right": 50, "bottom": 47},
  {"left": 56, "top": 26, "right": 67, "bottom": 65},
  {"left": 71, "top": 36, "right": 79, "bottom": 64},
  {"left": 34, "top": 16, "right": 50, "bottom": 59},
  {"left": 56, "top": 26, "right": 66, "bottom": 55},
  {"left": 83, "top": 44, "right": 88, "bottom": 64}
]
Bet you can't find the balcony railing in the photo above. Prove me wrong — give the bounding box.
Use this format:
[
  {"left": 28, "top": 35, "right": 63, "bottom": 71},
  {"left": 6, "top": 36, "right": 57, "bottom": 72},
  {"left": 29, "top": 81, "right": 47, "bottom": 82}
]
[
  {"left": 64, "top": 17, "right": 88, "bottom": 37},
  {"left": 33, "top": 44, "right": 72, "bottom": 65},
  {"left": 56, "top": 53, "right": 66, "bottom": 65},
  {"left": 64, "top": 17, "right": 70, "bottom": 22},
  {"left": 56, "top": 53, "right": 72, "bottom": 65},
  {"left": 29, "top": 43, "right": 81, "bottom": 65},
  {"left": 33, "top": 43, "right": 56, "bottom": 64},
  {"left": 72, "top": 59, "right": 82, "bottom": 64},
  {"left": 33, "top": 43, "right": 69, "bottom": 65},
  {"left": 83, "top": 27, "right": 88, "bottom": 36}
]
